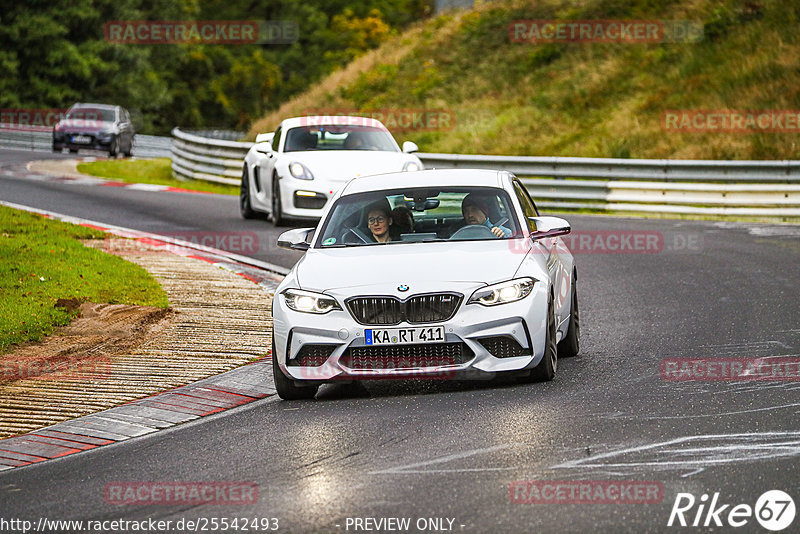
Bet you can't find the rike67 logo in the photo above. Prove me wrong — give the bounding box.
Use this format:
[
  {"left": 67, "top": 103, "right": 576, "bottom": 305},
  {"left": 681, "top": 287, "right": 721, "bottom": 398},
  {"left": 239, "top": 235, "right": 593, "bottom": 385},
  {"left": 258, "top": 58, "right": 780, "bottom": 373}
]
[{"left": 668, "top": 490, "right": 795, "bottom": 531}]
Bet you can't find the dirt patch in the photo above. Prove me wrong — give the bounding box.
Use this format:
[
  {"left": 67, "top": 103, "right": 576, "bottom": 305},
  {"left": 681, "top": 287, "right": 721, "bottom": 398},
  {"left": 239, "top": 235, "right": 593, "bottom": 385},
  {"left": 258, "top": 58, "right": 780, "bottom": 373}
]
[
  {"left": 55, "top": 297, "right": 84, "bottom": 313},
  {"left": 1, "top": 302, "right": 175, "bottom": 384}
]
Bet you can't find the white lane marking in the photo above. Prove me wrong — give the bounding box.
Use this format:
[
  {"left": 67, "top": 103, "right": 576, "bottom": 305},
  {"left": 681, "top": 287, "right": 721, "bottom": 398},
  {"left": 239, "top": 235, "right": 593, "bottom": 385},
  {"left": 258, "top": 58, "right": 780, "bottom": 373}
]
[
  {"left": 369, "top": 443, "right": 521, "bottom": 475},
  {"left": 125, "top": 183, "right": 170, "bottom": 191},
  {"left": 680, "top": 467, "right": 705, "bottom": 478},
  {"left": 611, "top": 402, "right": 800, "bottom": 420},
  {"left": 553, "top": 431, "right": 800, "bottom": 471}
]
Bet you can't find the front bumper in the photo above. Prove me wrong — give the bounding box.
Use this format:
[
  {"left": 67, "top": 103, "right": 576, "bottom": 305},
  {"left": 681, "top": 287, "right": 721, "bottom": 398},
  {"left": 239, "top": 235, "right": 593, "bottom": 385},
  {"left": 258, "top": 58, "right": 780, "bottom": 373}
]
[
  {"left": 279, "top": 176, "right": 342, "bottom": 219},
  {"left": 272, "top": 283, "right": 549, "bottom": 382},
  {"left": 53, "top": 132, "right": 114, "bottom": 151}
]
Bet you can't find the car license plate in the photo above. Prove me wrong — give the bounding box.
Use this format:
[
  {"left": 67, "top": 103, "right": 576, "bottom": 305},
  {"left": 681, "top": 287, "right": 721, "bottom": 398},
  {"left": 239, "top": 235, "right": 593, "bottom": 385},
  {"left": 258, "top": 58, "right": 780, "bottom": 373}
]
[
  {"left": 71, "top": 135, "right": 91, "bottom": 144},
  {"left": 365, "top": 326, "right": 445, "bottom": 345}
]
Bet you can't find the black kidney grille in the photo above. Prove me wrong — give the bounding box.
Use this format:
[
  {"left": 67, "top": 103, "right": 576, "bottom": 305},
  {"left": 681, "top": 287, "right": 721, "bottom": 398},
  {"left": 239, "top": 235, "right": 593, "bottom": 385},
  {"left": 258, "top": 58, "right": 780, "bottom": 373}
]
[{"left": 346, "top": 293, "right": 462, "bottom": 325}]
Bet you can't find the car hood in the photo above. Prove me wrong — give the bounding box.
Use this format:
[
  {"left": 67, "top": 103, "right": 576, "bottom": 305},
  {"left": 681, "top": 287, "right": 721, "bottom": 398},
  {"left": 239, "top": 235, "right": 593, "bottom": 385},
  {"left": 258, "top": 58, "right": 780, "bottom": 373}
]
[
  {"left": 281, "top": 150, "right": 417, "bottom": 182},
  {"left": 295, "top": 240, "right": 524, "bottom": 294}
]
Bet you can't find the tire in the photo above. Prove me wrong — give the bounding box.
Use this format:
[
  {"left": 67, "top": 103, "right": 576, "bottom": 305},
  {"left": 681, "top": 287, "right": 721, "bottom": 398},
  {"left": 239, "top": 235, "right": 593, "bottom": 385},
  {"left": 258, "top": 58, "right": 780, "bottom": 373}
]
[
  {"left": 524, "top": 296, "right": 557, "bottom": 382},
  {"left": 52, "top": 145, "right": 62, "bottom": 153},
  {"left": 271, "top": 175, "right": 287, "bottom": 227},
  {"left": 123, "top": 136, "right": 133, "bottom": 158},
  {"left": 108, "top": 136, "right": 119, "bottom": 157},
  {"left": 272, "top": 337, "right": 318, "bottom": 400},
  {"left": 558, "top": 271, "right": 580, "bottom": 358},
  {"left": 240, "top": 166, "right": 258, "bottom": 219}
]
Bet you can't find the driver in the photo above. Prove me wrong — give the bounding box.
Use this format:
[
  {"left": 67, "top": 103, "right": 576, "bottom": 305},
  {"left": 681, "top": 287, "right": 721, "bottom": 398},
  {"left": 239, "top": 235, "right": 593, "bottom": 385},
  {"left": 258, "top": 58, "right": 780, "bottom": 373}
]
[
  {"left": 461, "top": 194, "right": 511, "bottom": 238},
  {"left": 344, "top": 132, "right": 366, "bottom": 150},
  {"left": 365, "top": 201, "right": 393, "bottom": 243}
]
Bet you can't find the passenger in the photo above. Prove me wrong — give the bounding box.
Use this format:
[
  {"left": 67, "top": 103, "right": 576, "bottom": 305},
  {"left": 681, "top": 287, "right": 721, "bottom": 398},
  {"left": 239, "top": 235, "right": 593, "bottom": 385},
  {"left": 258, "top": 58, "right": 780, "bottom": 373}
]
[
  {"left": 365, "top": 201, "right": 393, "bottom": 243},
  {"left": 390, "top": 205, "right": 414, "bottom": 240},
  {"left": 461, "top": 193, "right": 511, "bottom": 238}
]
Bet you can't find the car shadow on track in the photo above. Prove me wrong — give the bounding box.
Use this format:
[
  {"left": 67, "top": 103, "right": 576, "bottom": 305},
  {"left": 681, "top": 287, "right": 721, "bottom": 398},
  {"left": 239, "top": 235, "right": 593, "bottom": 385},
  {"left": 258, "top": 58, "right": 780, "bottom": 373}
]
[{"left": 313, "top": 374, "right": 546, "bottom": 401}]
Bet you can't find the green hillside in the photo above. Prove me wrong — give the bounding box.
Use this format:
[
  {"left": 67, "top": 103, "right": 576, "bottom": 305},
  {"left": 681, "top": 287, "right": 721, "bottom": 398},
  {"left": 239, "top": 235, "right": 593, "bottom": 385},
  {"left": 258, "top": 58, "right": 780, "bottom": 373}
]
[{"left": 250, "top": 0, "right": 799, "bottom": 160}]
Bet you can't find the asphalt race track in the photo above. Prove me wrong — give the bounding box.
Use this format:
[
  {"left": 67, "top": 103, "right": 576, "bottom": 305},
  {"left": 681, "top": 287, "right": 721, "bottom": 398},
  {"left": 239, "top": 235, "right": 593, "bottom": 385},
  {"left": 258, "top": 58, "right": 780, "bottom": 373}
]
[{"left": 2, "top": 148, "right": 800, "bottom": 533}]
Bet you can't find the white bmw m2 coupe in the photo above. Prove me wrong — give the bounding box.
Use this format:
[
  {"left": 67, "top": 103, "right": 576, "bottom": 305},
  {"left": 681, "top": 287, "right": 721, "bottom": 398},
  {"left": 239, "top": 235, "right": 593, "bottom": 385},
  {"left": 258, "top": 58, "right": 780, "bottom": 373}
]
[{"left": 271, "top": 169, "right": 579, "bottom": 399}]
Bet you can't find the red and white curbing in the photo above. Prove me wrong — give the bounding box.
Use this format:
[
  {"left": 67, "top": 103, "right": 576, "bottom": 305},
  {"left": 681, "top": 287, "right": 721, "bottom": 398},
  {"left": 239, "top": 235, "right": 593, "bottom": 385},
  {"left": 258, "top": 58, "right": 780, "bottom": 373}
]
[
  {"left": 0, "top": 202, "right": 287, "bottom": 470},
  {"left": 22, "top": 157, "right": 213, "bottom": 194}
]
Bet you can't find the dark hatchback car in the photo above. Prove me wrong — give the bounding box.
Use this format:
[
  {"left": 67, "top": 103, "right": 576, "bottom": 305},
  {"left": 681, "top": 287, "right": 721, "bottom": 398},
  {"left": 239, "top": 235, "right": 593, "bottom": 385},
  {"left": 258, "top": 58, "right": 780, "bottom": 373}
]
[{"left": 52, "top": 103, "right": 134, "bottom": 157}]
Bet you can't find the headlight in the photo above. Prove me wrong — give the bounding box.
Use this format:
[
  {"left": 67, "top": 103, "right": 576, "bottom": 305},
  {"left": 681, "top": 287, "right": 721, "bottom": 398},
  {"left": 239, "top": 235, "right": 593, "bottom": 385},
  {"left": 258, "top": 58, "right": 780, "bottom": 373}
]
[
  {"left": 282, "top": 288, "right": 341, "bottom": 314},
  {"left": 289, "top": 162, "right": 314, "bottom": 180},
  {"left": 403, "top": 161, "right": 421, "bottom": 172},
  {"left": 467, "top": 277, "right": 536, "bottom": 306}
]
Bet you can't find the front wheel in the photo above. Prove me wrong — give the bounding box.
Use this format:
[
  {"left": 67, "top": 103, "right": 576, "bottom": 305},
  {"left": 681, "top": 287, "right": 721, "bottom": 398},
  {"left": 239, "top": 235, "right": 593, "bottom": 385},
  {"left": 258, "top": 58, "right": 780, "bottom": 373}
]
[
  {"left": 108, "top": 137, "right": 119, "bottom": 157},
  {"left": 271, "top": 177, "right": 287, "bottom": 227},
  {"left": 240, "top": 167, "right": 257, "bottom": 219},
  {"left": 123, "top": 136, "right": 134, "bottom": 158},
  {"left": 558, "top": 272, "right": 580, "bottom": 358},
  {"left": 272, "top": 337, "right": 318, "bottom": 400},
  {"left": 521, "top": 297, "right": 557, "bottom": 382}
]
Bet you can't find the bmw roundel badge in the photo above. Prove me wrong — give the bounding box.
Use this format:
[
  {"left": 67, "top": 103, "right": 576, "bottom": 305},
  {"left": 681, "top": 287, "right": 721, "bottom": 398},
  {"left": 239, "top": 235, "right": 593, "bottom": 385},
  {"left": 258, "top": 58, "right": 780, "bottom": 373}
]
[{"left": 398, "top": 284, "right": 409, "bottom": 292}]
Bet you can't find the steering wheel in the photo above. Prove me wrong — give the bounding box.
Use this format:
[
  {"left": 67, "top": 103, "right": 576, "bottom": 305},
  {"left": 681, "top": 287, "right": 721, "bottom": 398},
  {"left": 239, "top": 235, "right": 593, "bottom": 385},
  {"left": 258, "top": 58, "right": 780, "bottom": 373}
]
[
  {"left": 342, "top": 227, "right": 371, "bottom": 244},
  {"left": 449, "top": 224, "right": 495, "bottom": 240}
]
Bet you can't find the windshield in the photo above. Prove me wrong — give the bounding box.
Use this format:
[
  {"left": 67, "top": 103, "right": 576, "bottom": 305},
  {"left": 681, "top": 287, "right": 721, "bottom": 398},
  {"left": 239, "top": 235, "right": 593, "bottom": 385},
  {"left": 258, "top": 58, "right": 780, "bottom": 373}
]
[
  {"left": 316, "top": 187, "right": 521, "bottom": 248},
  {"left": 66, "top": 107, "right": 116, "bottom": 122},
  {"left": 283, "top": 125, "right": 396, "bottom": 152}
]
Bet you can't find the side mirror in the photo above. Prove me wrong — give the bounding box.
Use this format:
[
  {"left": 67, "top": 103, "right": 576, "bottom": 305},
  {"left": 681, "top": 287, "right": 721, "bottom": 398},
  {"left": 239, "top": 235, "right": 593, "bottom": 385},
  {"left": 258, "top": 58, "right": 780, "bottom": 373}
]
[
  {"left": 277, "top": 227, "right": 315, "bottom": 251},
  {"left": 402, "top": 141, "right": 419, "bottom": 153},
  {"left": 255, "top": 132, "right": 274, "bottom": 144},
  {"left": 528, "top": 216, "right": 571, "bottom": 239}
]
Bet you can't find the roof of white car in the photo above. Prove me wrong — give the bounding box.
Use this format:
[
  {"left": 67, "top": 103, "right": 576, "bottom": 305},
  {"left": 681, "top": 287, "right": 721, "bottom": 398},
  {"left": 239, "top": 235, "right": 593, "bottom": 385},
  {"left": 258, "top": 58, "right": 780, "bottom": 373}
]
[
  {"left": 72, "top": 103, "right": 118, "bottom": 110},
  {"left": 340, "top": 169, "right": 506, "bottom": 196},
  {"left": 281, "top": 116, "right": 389, "bottom": 130}
]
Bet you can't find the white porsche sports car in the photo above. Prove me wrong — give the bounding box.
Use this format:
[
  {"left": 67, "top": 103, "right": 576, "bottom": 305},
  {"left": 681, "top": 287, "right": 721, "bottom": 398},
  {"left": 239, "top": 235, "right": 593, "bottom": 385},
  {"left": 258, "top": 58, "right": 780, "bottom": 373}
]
[
  {"left": 241, "top": 116, "right": 423, "bottom": 225},
  {"left": 271, "top": 169, "right": 580, "bottom": 400}
]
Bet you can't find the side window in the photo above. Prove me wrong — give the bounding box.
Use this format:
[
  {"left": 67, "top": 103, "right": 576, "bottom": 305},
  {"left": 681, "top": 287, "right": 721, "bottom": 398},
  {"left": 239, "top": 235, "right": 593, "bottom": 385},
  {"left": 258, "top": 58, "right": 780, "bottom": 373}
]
[
  {"left": 513, "top": 181, "right": 538, "bottom": 232},
  {"left": 271, "top": 126, "right": 282, "bottom": 152}
]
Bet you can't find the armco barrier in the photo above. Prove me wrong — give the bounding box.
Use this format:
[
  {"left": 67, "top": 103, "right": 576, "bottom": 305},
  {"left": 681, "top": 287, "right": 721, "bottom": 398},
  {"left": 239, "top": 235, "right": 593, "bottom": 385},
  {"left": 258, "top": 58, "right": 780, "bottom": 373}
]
[
  {"left": 170, "top": 127, "right": 250, "bottom": 186},
  {"left": 169, "top": 127, "right": 800, "bottom": 217},
  {"left": 0, "top": 124, "right": 171, "bottom": 159}
]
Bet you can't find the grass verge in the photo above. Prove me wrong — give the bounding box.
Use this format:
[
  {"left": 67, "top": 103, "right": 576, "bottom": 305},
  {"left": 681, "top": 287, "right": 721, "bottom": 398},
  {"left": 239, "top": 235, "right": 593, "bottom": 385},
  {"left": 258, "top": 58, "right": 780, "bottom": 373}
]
[
  {"left": 0, "top": 205, "right": 169, "bottom": 354},
  {"left": 76, "top": 158, "right": 238, "bottom": 196}
]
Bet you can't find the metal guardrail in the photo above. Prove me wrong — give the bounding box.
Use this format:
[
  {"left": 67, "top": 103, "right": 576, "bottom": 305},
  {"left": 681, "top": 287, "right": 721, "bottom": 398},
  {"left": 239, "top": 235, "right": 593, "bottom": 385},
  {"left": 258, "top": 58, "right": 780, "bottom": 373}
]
[
  {"left": 0, "top": 125, "right": 172, "bottom": 159},
  {"left": 170, "top": 127, "right": 800, "bottom": 217},
  {"left": 170, "top": 127, "right": 250, "bottom": 186}
]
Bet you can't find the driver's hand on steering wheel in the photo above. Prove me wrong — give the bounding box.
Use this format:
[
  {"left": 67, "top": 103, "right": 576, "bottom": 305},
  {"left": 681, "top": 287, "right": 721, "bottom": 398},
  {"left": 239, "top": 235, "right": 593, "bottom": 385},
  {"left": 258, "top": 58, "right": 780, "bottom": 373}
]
[{"left": 490, "top": 226, "right": 505, "bottom": 238}]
